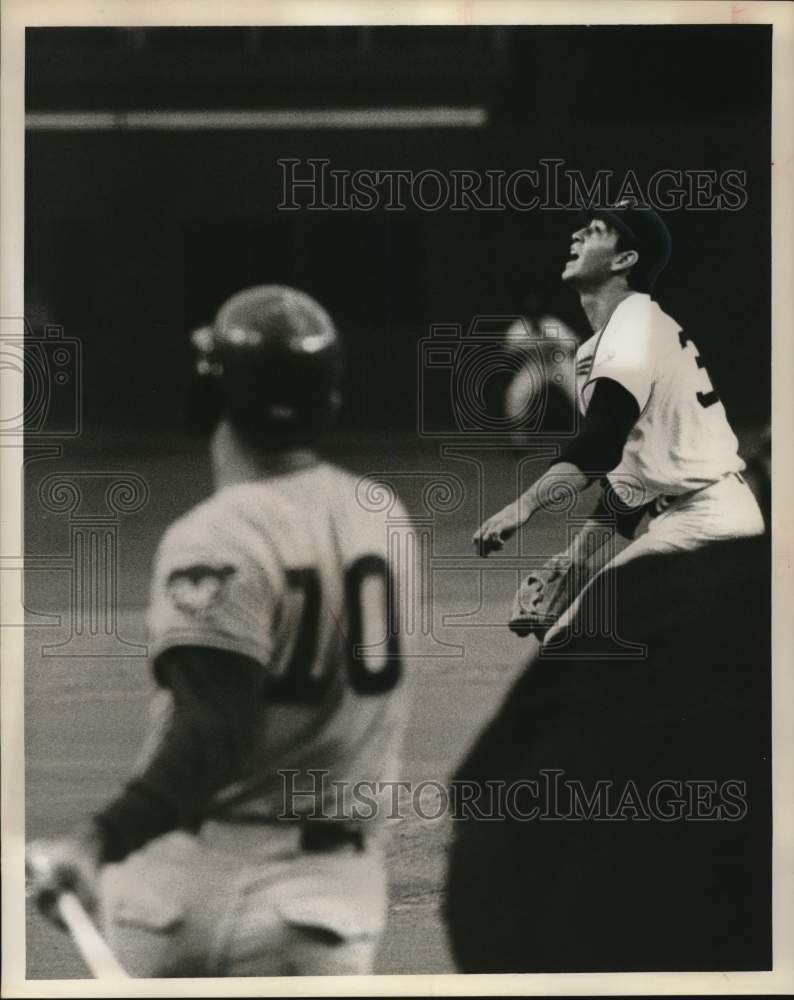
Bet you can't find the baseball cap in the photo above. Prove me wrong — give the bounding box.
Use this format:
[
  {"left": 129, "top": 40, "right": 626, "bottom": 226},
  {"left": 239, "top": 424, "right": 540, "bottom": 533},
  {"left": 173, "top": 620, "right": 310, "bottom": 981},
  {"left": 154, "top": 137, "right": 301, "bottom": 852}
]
[{"left": 579, "top": 199, "right": 672, "bottom": 289}]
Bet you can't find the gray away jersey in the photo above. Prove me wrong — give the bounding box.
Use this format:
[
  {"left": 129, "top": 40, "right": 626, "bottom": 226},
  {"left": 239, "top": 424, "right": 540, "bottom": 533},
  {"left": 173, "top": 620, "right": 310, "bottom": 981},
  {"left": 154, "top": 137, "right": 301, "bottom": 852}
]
[{"left": 143, "top": 462, "right": 412, "bottom": 825}]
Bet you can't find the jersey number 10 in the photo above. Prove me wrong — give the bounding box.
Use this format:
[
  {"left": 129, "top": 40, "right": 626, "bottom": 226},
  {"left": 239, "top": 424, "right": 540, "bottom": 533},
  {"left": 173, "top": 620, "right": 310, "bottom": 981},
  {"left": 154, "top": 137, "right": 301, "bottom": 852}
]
[
  {"left": 679, "top": 330, "right": 719, "bottom": 408},
  {"left": 269, "top": 555, "right": 401, "bottom": 703}
]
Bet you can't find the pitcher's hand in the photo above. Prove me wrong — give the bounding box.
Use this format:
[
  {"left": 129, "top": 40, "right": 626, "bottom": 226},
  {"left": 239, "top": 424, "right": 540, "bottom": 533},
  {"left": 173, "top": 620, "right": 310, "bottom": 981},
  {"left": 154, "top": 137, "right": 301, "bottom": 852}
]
[{"left": 473, "top": 500, "right": 531, "bottom": 556}]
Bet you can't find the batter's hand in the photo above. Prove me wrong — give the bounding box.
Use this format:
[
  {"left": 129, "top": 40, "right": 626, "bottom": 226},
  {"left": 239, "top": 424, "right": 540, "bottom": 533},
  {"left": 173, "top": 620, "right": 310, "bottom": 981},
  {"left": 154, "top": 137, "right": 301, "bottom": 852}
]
[
  {"left": 26, "top": 824, "right": 103, "bottom": 930},
  {"left": 473, "top": 500, "right": 531, "bottom": 556}
]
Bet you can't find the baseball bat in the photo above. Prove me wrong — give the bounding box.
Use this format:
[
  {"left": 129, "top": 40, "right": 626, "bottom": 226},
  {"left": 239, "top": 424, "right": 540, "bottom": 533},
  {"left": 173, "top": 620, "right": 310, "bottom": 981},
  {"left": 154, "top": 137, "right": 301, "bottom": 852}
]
[
  {"left": 27, "top": 845, "right": 128, "bottom": 979},
  {"left": 54, "top": 891, "right": 129, "bottom": 979}
]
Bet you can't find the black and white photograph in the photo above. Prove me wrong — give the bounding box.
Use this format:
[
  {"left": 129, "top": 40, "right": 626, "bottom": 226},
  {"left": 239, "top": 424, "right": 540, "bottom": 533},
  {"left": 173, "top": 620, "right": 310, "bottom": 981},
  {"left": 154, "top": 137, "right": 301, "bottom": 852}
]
[{"left": 2, "top": 1, "right": 793, "bottom": 994}]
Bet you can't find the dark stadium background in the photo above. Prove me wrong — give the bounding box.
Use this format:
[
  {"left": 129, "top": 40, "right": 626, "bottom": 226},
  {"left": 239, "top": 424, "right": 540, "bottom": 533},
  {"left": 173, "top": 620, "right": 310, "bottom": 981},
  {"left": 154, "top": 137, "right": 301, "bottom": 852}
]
[
  {"left": 25, "top": 25, "right": 770, "bottom": 432},
  {"left": 23, "top": 24, "right": 772, "bottom": 978}
]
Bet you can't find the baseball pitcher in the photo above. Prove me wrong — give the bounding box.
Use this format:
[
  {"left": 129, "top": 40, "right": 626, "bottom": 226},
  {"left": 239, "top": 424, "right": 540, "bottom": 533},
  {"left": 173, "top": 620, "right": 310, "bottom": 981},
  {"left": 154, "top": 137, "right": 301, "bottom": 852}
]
[{"left": 474, "top": 201, "right": 765, "bottom": 641}]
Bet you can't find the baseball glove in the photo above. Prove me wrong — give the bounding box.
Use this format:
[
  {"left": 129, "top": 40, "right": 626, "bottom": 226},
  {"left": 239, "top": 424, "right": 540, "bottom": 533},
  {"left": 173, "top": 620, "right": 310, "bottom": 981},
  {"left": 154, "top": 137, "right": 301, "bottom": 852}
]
[{"left": 509, "top": 554, "right": 580, "bottom": 639}]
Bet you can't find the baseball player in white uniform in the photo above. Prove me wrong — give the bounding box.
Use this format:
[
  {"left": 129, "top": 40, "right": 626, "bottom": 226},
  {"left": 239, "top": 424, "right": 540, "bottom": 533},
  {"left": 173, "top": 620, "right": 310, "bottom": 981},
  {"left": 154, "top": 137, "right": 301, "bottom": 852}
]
[
  {"left": 27, "top": 287, "right": 412, "bottom": 976},
  {"left": 474, "top": 201, "right": 764, "bottom": 640}
]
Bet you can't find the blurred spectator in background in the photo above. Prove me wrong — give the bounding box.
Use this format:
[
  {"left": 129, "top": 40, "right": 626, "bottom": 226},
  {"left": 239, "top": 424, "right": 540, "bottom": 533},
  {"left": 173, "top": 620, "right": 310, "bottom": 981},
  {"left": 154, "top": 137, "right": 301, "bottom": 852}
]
[{"left": 502, "top": 292, "right": 582, "bottom": 443}]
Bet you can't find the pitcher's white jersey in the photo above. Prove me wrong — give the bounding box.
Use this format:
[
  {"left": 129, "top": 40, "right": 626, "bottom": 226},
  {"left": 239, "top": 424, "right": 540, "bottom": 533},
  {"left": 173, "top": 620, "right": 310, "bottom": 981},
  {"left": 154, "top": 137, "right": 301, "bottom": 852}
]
[
  {"left": 144, "top": 462, "right": 410, "bottom": 825},
  {"left": 575, "top": 292, "right": 744, "bottom": 506}
]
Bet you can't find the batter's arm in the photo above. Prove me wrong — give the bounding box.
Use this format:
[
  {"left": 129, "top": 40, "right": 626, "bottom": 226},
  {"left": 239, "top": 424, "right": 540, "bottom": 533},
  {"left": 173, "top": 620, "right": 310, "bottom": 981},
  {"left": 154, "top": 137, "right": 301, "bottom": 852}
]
[
  {"left": 27, "top": 646, "right": 264, "bottom": 926},
  {"left": 91, "top": 646, "right": 264, "bottom": 863}
]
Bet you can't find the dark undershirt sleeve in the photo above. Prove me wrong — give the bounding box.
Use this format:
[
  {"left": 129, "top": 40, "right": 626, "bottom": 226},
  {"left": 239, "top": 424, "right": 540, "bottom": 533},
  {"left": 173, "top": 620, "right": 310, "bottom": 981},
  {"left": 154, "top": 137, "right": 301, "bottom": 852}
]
[
  {"left": 92, "top": 646, "right": 264, "bottom": 864},
  {"left": 557, "top": 376, "right": 640, "bottom": 479}
]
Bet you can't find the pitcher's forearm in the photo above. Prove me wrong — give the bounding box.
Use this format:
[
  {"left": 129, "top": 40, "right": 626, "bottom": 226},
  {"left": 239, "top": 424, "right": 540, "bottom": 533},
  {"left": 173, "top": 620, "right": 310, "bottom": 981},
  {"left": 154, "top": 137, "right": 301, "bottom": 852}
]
[
  {"left": 475, "top": 462, "right": 590, "bottom": 556},
  {"left": 525, "top": 461, "right": 590, "bottom": 520}
]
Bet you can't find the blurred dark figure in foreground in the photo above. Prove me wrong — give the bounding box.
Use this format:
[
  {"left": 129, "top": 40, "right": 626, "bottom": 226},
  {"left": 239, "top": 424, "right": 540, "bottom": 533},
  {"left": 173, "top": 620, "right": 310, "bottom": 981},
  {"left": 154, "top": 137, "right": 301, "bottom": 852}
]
[
  {"left": 743, "top": 424, "right": 771, "bottom": 530},
  {"left": 445, "top": 533, "right": 771, "bottom": 972}
]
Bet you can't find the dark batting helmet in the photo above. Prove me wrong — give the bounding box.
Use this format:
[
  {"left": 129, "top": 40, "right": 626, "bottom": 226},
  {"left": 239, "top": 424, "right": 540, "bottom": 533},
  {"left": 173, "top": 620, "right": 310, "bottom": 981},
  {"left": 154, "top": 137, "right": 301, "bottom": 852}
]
[{"left": 189, "top": 285, "right": 342, "bottom": 446}]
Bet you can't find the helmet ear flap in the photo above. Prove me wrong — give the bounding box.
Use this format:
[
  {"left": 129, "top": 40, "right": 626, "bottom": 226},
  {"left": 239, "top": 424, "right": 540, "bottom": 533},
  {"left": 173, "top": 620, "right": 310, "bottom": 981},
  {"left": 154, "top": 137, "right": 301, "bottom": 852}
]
[
  {"left": 190, "top": 325, "right": 223, "bottom": 377},
  {"left": 190, "top": 325, "right": 214, "bottom": 351}
]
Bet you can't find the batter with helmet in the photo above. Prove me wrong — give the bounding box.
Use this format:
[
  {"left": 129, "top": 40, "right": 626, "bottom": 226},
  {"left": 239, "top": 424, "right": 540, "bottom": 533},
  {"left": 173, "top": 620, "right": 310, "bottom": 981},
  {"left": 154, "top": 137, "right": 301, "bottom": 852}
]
[
  {"left": 27, "top": 286, "right": 413, "bottom": 976},
  {"left": 473, "top": 202, "right": 765, "bottom": 640}
]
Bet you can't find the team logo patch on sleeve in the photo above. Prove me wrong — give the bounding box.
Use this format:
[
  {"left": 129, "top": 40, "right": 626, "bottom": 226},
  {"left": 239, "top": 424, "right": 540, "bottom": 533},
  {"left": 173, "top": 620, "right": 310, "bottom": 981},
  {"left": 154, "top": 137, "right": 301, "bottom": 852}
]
[{"left": 166, "top": 564, "right": 237, "bottom": 616}]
